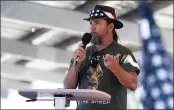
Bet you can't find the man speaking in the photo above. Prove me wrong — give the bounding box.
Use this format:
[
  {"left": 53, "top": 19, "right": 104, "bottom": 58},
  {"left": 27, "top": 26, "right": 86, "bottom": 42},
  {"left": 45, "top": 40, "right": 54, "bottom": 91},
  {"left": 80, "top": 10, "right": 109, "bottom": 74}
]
[{"left": 63, "top": 5, "right": 140, "bottom": 109}]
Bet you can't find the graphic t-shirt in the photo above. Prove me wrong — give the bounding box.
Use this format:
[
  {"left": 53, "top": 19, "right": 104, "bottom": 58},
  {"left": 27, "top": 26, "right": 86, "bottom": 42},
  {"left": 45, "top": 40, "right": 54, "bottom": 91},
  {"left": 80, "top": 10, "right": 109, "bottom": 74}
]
[{"left": 68, "top": 41, "right": 140, "bottom": 109}]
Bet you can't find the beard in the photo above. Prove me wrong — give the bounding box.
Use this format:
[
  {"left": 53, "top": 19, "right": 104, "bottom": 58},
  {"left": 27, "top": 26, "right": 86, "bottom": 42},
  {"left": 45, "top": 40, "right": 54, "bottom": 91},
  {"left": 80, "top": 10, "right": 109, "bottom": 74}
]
[{"left": 91, "top": 33, "right": 102, "bottom": 45}]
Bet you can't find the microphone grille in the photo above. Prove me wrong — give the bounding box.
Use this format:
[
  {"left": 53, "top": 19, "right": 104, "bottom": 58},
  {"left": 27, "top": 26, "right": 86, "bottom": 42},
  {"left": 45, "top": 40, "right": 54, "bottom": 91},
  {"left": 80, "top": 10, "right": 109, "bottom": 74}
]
[{"left": 82, "top": 33, "right": 92, "bottom": 45}]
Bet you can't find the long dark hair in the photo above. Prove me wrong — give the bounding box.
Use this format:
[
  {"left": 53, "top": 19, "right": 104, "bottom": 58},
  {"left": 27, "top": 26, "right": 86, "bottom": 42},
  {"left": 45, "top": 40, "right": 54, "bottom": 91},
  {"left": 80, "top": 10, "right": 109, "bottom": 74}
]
[
  {"left": 113, "top": 29, "right": 119, "bottom": 43},
  {"left": 106, "top": 19, "right": 119, "bottom": 43}
]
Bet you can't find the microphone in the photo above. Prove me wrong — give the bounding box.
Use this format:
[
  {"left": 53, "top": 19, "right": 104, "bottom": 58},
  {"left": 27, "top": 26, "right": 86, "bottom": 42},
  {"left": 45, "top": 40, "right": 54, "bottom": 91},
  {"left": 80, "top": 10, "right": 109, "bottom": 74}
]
[
  {"left": 81, "top": 33, "right": 92, "bottom": 48},
  {"left": 76, "top": 33, "right": 92, "bottom": 63}
]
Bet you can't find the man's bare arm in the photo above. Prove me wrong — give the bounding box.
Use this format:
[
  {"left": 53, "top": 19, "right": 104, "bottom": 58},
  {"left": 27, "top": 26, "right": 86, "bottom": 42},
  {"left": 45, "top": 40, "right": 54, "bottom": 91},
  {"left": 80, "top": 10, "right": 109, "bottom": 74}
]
[
  {"left": 63, "top": 62, "right": 80, "bottom": 89},
  {"left": 63, "top": 43, "right": 87, "bottom": 89},
  {"left": 112, "top": 66, "right": 138, "bottom": 91}
]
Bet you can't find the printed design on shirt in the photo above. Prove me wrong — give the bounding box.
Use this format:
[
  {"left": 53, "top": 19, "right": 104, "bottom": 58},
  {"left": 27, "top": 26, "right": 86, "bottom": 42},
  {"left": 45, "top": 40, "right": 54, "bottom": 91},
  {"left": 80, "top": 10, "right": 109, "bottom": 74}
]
[
  {"left": 86, "top": 63, "right": 103, "bottom": 90},
  {"left": 86, "top": 53, "right": 122, "bottom": 90},
  {"left": 86, "top": 52, "right": 131, "bottom": 90},
  {"left": 77, "top": 100, "right": 110, "bottom": 105}
]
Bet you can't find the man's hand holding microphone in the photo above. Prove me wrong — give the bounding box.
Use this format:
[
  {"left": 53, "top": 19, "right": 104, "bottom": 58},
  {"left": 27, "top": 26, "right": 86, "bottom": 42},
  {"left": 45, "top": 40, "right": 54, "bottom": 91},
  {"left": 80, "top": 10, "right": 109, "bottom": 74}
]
[
  {"left": 73, "top": 43, "right": 87, "bottom": 66},
  {"left": 73, "top": 33, "right": 92, "bottom": 66},
  {"left": 63, "top": 33, "right": 92, "bottom": 89}
]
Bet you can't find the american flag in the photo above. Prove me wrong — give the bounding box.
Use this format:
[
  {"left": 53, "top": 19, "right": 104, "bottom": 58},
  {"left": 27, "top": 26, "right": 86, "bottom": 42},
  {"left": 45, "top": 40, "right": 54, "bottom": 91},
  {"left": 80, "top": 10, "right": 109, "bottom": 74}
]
[{"left": 138, "top": 1, "right": 173, "bottom": 109}]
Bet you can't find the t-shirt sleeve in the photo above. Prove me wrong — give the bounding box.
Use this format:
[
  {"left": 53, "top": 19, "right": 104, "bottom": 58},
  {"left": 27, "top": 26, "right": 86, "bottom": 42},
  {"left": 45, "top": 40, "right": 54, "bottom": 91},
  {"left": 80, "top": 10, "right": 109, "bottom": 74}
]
[{"left": 119, "top": 51, "right": 140, "bottom": 75}]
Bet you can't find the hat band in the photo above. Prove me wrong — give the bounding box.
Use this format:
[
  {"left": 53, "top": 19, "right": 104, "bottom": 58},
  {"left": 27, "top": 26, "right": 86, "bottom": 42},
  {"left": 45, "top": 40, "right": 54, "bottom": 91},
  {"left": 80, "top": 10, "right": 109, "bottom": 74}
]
[
  {"left": 103, "top": 11, "right": 115, "bottom": 19},
  {"left": 89, "top": 9, "right": 118, "bottom": 20}
]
